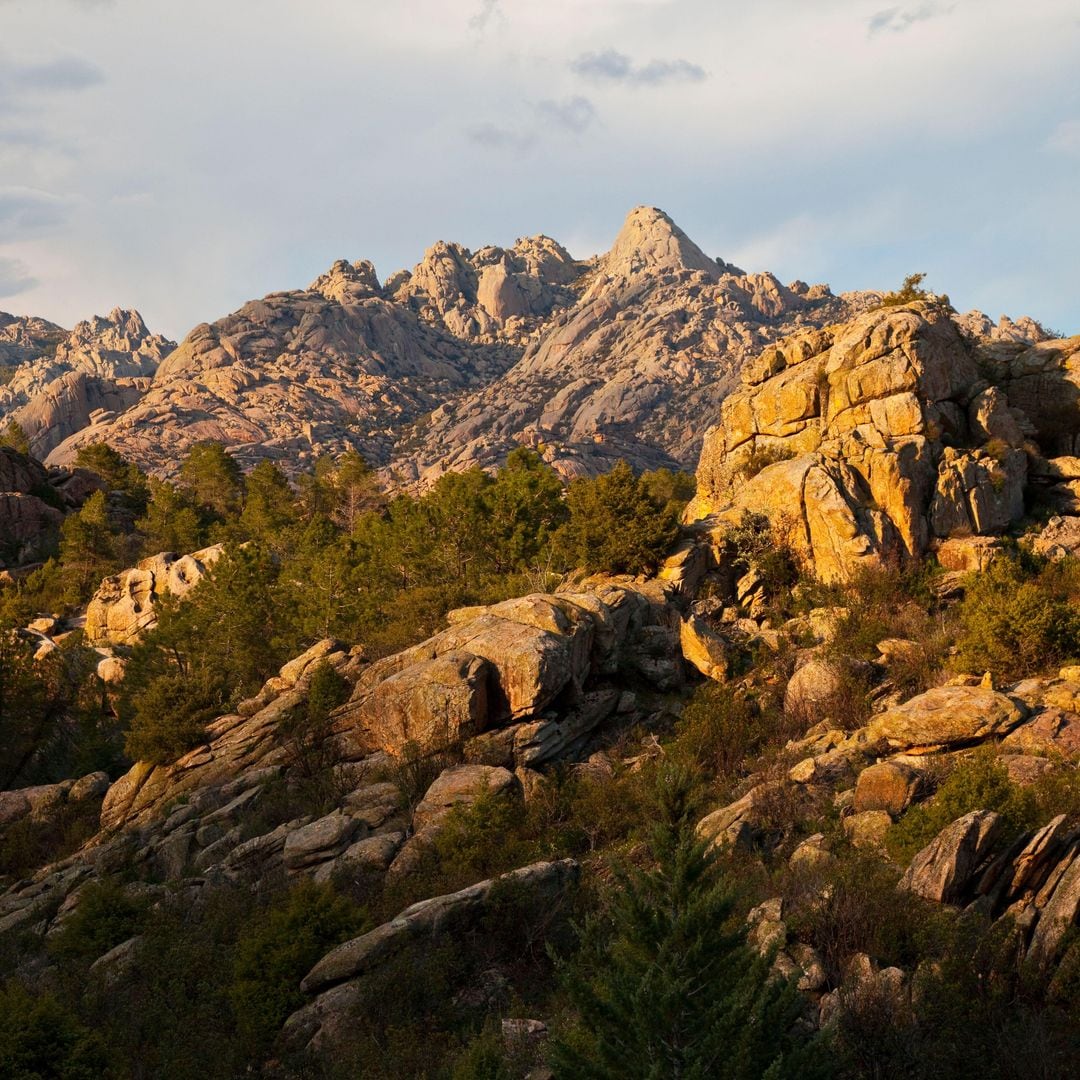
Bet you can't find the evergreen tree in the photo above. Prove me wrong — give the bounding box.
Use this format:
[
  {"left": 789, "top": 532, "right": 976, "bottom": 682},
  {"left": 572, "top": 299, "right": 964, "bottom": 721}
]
[
  {"left": 136, "top": 478, "right": 206, "bottom": 555},
  {"left": 121, "top": 545, "right": 291, "bottom": 763},
  {"left": 560, "top": 461, "right": 680, "bottom": 575},
  {"left": 0, "top": 419, "right": 31, "bottom": 455},
  {"left": 331, "top": 449, "right": 385, "bottom": 530},
  {"left": 549, "top": 765, "right": 833, "bottom": 1080},
  {"left": 487, "top": 447, "right": 567, "bottom": 574},
  {"left": 178, "top": 441, "right": 244, "bottom": 521},
  {"left": 57, "top": 490, "right": 125, "bottom": 601},
  {"left": 73, "top": 443, "right": 149, "bottom": 514},
  {"left": 239, "top": 460, "right": 298, "bottom": 548},
  {"left": 296, "top": 450, "right": 383, "bottom": 530}
]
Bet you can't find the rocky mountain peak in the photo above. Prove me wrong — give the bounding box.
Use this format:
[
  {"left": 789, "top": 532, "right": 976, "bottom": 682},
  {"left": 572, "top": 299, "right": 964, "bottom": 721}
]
[
  {"left": 600, "top": 204, "right": 721, "bottom": 281},
  {"left": 54, "top": 307, "right": 174, "bottom": 378},
  {"left": 308, "top": 259, "right": 382, "bottom": 304}
]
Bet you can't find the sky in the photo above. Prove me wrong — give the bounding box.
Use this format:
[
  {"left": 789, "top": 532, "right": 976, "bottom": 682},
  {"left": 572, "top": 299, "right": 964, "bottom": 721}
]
[{"left": 0, "top": 0, "right": 1077, "bottom": 341}]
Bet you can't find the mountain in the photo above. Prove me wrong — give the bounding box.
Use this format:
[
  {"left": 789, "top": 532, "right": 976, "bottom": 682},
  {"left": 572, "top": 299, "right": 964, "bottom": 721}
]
[
  {"left": 0, "top": 308, "right": 174, "bottom": 457},
  {"left": 29, "top": 207, "right": 882, "bottom": 482},
  {"left": 3, "top": 288, "right": 1080, "bottom": 1074},
  {"left": 390, "top": 206, "right": 878, "bottom": 486}
]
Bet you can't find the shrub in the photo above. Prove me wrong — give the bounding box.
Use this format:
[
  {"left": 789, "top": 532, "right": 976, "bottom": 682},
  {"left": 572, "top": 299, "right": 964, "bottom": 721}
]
[
  {"left": 559, "top": 461, "right": 680, "bottom": 575},
  {"left": 877, "top": 272, "right": 953, "bottom": 313},
  {"left": 735, "top": 443, "right": 797, "bottom": 480},
  {"left": 887, "top": 749, "right": 1027, "bottom": 865},
  {"left": 954, "top": 555, "right": 1080, "bottom": 682},
  {"left": 123, "top": 668, "right": 225, "bottom": 764},
  {"left": 784, "top": 850, "right": 940, "bottom": 983},
  {"left": 0, "top": 981, "right": 107, "bottom": 1080},
  {"left": 0, "top": 420, "right": 30, "bottom": 454},
  {"left": 673, "top": 683, "right": 775, "bottom": 780},
  {"left": 722, "top": 510, "right": 801, "bottom": 600},
  {"left": 230, "top": 880, "right": 367, "bottom": 1055},
  {"left": 48, "top": 878, "right": 148, "bottom": 962}
]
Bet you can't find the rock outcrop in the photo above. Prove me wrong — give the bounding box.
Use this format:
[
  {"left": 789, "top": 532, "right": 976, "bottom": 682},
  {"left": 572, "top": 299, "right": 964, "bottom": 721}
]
[
  {"left": 285, "top": 859, "right": 580, "bottom": 1054},
  {"left": 685, "top": 303, "right": 1072, "bottom": 581},
  {"left": 0, "top": 446, "right": 64, "bottom": 563},
  {"left": 84, "top": 545, "right": 225, "bottom": 645},
  {"left": 332, "top": 582, "right": 683, "bottom": 762}
]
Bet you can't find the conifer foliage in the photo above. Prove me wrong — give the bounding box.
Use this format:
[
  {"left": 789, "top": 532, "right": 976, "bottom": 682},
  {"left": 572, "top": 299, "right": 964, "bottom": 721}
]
[{"left": 550, "top": 765, "right": 831, "bottom": 1080}]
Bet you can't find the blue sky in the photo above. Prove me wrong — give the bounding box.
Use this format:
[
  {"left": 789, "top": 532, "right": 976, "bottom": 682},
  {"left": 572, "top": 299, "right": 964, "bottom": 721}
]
[{"left": 0, "top": 0, "right": 1077, "bottom": 339}]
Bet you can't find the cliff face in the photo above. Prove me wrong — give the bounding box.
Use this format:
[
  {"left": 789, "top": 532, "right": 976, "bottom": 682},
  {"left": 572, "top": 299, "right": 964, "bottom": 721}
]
[{"left": 685, "top": 301, "right": 1076, "bottom": 582}]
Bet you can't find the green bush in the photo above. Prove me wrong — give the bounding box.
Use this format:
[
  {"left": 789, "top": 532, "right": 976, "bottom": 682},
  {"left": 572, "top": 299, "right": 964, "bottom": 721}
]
[
  {"left": 122, "top": 667, "right": 226, "bottom": 764},
  {"left": 735, "top": 443, "right": 797, "bottom": 480},
  {"left": 673, "top": 682, "right": 775, "bottom": 780},
  {"left": 876, "top": 272, "right": 953, "bottom": 313},
  {"left": 559, "top": 461, "right": 680, "bottom": 575},
  {"left": 48, "top": 878, "right": 148, "bottom": 963},
  {"left": 954, "top": 555, "right": 1080, "bottom": 682},
  {"left": 451, "top": 1028, "right": 515, "bottom": 1079},
  {"left": 0, "top": 982, "right": 107, "bottom": 1080},
  {"left": 230, "top": 880, "right": 367, "bottom": 1055},
  {"left": 887, "top": 749, "right": 1027, "bottom": 864}
]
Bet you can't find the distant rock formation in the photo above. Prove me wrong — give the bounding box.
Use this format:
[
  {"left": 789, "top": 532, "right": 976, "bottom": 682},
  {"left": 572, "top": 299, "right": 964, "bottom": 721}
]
[
  {"left": 0, "top": 308, "right": 173, "bottom": 457},
  {"left": 17, "top": 206, "right": 874, "bottom": 484},
  {"left": 391, "top": 206, "right": 875, "bottom": 486}
]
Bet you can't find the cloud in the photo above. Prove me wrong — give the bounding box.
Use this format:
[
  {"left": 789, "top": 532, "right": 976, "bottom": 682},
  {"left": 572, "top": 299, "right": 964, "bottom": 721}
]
[
  {"left": 868, "top": 4, "right": 954, "bottom": 36},
  {"left": 569, "top": 48, "right": 706, "bottom": 87},
  {"left": 0, "top": 187, "right": 74, "bottom": 241},
  {"left": 17, "top": 55, "right": 104, "bottom": 92},
  {"left": 465, "top": 122, "right": 534, "bottom": 151},
  {"left": 468, "top": 95, "right": 596, "bottom": 152},
  {"left": 1044, "top": 119, "right": 1080, "bottom": 157},
  {"left": 468, "top": 0, "right": 502, "bottom": 34},
  {"left": 0, "top": 255, "right": 37, "bottom": 298},
  {"left": 536, "top": 95, "right": 595, "bottom": 133}
]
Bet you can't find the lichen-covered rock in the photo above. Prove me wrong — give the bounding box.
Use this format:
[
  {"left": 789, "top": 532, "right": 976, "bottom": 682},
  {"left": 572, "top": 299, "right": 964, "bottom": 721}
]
[
  {"left": 411, "top": 765, "right": 518, "bottom": 833},
  {"left": 853, "top": 761, "right": 923, "bottom": 817},
  {"left": 899, "top": 809, "right": 1001, "bottom": 904},
  {"left": 867, "top": 687, "right": 1026, "bottom": 750},
  {"left": 349, "top": 652, "right": 491, "bottom": 756},
  {"left": 685, "top": 305, "right": 1056, "bottom": 582}
]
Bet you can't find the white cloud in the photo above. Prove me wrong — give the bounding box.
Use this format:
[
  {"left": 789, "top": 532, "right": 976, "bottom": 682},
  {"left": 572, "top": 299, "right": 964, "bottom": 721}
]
[{"left": 569, "top": 48, "right": 706, "bottom": 86}]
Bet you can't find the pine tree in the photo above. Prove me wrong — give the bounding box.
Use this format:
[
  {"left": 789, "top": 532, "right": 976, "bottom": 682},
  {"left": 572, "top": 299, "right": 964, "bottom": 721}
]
[
  {"left": 136, "top": 478, "right": 206, "bottom": 555},
  {"left": 239, "top": 460, "right": 297, "bottom": 547},
  {"left": 178, "top": 441, "right": 244, "bottom": 521},
  {"left": 74, "top": 442, "right": 149, "bottom": 513},
  {"left": 487, "top": 447, "right": 567, "bottom": 574},
  {"left": 0, "top": 419, "right": 31, "bottom": 455},
  {"left": 560, "top": 461, "right": 680, "bottom": 575},
  {"left": 549, "top": 765, "right": 833, "bottom": 1080}
]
